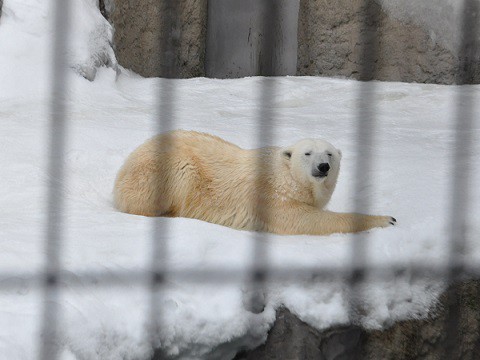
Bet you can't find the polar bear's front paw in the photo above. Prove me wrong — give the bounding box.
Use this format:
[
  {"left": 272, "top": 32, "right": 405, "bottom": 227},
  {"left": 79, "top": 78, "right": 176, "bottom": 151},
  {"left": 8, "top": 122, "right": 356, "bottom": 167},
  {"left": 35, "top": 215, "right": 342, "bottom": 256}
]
[{"left": 378, "top": 216, "right": 396, "bottom": 227}]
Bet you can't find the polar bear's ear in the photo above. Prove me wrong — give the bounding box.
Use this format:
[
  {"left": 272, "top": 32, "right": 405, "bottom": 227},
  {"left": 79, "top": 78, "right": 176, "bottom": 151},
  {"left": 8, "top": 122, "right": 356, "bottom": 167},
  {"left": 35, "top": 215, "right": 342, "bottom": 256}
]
[
  {"left": 337, "top": 149, "right": 342, "bottom": 158},
  {"left": 282, "top": 149, "right": 292, "bottom": 160}
]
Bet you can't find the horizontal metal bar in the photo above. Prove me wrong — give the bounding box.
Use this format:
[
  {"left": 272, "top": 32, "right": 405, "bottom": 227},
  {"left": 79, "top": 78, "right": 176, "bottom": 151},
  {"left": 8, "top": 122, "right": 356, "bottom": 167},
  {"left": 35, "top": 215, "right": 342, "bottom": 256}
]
[{"left": 0, "top": 265, "right": 478, "bottom": 290}]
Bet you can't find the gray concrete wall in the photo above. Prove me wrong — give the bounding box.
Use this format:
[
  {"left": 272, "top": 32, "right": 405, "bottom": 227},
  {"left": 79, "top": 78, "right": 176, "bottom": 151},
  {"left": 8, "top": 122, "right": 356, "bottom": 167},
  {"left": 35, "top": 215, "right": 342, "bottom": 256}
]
[{"left": 205, "top": 0, "right": 300, "bottom": 78}]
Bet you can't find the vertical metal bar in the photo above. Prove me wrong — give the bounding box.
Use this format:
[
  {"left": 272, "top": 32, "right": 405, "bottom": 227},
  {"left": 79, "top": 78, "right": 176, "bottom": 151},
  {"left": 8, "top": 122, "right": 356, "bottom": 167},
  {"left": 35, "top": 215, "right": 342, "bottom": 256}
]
[
  {"left": 149, "top": 1, "right": 179, "bottom": 356},
  {"left": 444, "top": 0, "right": 478, "bottom": 355},
  {"left": 349, "top": 0, "right": 380, "bottom": 325},
  {"left": 247, "top": 0, "right": 279, "bottom": 314},
  {"left": 39, "top": 0, "right": 69, "bottom": 359}
]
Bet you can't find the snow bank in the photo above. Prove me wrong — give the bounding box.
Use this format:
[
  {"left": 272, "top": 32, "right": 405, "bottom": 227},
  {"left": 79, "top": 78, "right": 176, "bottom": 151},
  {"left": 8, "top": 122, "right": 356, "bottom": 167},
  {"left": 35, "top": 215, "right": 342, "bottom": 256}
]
[
  {"left": 0, "top": 0, "right": 116, "bottom": 91},
  {"left": 1, "top": 70, "right": 479, "bottom": 359}
]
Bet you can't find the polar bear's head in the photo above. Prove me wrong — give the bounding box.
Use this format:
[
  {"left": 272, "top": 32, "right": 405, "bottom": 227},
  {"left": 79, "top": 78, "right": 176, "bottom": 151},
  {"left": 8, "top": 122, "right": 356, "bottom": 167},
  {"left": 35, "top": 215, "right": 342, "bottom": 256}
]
[{"left": 281, "top": 139, "right": 342, "bottom": 189}]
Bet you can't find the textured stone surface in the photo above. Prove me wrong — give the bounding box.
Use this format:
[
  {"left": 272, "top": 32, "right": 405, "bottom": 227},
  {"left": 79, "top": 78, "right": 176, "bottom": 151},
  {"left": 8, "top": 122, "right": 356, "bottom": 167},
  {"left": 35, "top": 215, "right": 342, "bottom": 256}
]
[
  {"left": 296, "top": 0, "right": 478, "bottom": 84},
  {"left": 99, "top": 0, "right": 109, "bottom": 20},
  {"left": 111, "top": 0, "right": 207, "bottom": 78},
  {"left": 235, "top": 280, "right": 480, "bottom": 360},
  {"left": 363, "top": 280, "right": 480, "bottom": 359},
  {"left": 109, "top": 0, "right": 478, "bottom": 83},
  {"left": 234, "top": 308, "right": 365, "bottom": 360}
]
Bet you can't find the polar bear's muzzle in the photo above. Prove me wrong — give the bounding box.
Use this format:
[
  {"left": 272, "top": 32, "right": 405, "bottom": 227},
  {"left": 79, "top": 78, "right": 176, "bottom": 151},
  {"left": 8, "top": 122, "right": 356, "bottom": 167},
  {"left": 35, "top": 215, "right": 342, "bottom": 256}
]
[{"left": 312, "top": 162, "right": 330, "bottom": 178}]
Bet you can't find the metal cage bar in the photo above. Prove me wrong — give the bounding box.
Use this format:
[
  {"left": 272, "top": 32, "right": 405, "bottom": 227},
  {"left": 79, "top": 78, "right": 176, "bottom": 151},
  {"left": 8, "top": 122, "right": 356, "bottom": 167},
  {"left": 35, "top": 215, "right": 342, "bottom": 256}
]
[
  {"left": 149, "top": 1, "right": 181, "bottom": 355},
  {"left": 444, "top": 0, "right": 479, "bottom": 355},
  {"left": 1, "top": 264, "right": 480, "bottom": 290},
  {"left": 39, "top": 1, "right": 70, "bottom": 359},
  {"left": 349, "top": 0, "right": 381, "bottom": 325},
  {"left": 247, "top": 0, "right": 281, "bottom": 315}
]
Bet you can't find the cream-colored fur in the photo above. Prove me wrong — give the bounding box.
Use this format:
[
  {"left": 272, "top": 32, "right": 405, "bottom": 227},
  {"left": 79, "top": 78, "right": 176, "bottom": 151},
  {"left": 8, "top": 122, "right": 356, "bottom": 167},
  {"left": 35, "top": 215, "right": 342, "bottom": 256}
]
[{"left": 114, "top": 130, "right": 396, "bottom": 235}]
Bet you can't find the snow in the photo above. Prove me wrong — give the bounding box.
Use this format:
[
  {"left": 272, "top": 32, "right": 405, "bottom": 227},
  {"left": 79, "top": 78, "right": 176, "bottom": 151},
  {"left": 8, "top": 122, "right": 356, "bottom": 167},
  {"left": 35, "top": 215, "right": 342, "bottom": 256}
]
[{"left": 1, "top": 0, "right": 480, "bottom": 359}]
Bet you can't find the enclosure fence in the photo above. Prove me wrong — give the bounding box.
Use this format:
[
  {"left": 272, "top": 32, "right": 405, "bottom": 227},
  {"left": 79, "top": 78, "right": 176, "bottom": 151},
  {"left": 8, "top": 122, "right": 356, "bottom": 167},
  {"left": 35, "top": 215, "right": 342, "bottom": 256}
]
[{"left": 1, "top": 0, "right": 478, "bottom": 359}]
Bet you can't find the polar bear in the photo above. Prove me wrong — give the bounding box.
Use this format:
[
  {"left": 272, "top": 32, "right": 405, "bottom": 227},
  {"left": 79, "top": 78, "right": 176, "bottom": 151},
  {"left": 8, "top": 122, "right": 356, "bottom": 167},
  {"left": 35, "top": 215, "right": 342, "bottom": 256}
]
[{"left": 114, "top": 130, "right": 396, "bottom": 235}]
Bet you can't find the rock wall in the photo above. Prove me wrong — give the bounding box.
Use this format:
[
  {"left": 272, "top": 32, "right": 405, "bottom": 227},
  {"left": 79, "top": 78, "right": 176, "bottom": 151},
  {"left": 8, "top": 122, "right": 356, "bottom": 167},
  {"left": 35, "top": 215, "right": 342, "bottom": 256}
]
[
  {"left": 110, "top": 0, "right": 207, "bottom": 78},
  {"left": 297, "top": 0, "right": 461, "bottom": 84},
  {"left": 235, "top": 280, "right": 480, "bottom": 360},
  {"left": 109, "top": 0, "right": 478, "bottom": 83}
]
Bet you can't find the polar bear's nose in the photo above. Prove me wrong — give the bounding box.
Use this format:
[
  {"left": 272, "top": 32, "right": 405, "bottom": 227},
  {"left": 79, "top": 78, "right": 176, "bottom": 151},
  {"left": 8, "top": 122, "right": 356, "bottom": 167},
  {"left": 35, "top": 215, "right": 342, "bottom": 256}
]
[{"left": 318, "top": 163, "right": 330, "bottom": 173}]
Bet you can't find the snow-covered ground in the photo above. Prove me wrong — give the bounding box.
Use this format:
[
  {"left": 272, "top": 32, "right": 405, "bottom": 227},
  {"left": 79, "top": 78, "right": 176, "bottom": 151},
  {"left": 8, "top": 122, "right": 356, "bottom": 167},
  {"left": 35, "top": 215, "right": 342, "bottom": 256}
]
[{"left": 1, "top": 0, "right": 480, "bottom": 359}]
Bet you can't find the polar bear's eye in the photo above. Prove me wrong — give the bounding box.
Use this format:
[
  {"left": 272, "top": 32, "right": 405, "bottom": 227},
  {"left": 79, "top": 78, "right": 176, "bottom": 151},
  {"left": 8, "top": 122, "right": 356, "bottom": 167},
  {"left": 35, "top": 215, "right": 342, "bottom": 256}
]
[
  {"left": 327, "top": 153, "right": 333, "bottom": 157},
  {"left": 304, "top": 152, "right": 311, "bottom": 156}
]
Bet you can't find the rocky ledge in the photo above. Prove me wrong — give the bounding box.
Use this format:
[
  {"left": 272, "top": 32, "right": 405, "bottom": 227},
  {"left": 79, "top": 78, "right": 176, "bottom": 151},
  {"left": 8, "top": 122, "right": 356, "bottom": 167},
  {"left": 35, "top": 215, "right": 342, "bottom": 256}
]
[{"left": 235, "top": 280, "right": 480, "bottom": 360}]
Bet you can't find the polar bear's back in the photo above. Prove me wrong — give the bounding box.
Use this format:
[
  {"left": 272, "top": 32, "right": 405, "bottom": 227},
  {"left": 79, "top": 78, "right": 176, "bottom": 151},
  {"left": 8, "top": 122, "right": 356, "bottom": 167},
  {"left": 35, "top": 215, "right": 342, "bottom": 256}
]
[{"left": 113, "top": 130, "right": 274, "bottom": 222}]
